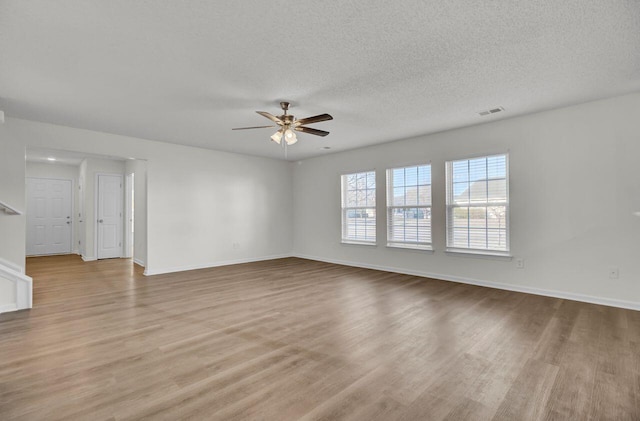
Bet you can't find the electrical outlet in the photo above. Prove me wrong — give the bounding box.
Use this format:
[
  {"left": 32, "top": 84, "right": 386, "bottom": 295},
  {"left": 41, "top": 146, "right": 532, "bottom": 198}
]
[
  {"left": 516, "top": 258, "right": 524, "bottom": 269},
  {"left": 609, "top": 267, "right": 619, "bottom": 279}
]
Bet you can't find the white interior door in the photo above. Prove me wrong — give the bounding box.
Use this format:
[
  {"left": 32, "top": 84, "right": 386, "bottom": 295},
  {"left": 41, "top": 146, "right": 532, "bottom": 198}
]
[
  {"left": 26, "top": 178, "right": 72, "bottom": 256},
  {"left": 97, "top": 174, "right": 123, "bottom": 259}
]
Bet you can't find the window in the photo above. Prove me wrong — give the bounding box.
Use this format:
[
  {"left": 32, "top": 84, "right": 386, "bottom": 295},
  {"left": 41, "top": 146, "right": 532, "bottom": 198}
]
[
  {"left": 446, "top": 154, "right": 509, "bottom": 254},
  {"left": 341, "top": 171, "right": 376, "bottom": 244},
  {"left": 386, "top": 164, "right": 432, "bottom": 249}
]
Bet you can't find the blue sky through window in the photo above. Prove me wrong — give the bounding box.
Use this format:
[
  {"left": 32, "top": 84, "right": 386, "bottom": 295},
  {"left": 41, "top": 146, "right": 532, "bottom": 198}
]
[
  {"left": 452, "top": 155, "right": 506, "bottom": 196},
  {"left": 392, "top": 165, "right": 430, "bottom": 188}
]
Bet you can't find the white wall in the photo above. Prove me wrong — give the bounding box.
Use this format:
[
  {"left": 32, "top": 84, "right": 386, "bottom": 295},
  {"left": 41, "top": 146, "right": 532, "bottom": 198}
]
[
  {"left": 0, "top": 117, "right": 293, "bottom": 300},
  {"left": 25, "top": 161, "right": 78, "bottom": 179},
  {"left": 293, "top": 92, "right": 640, "bottom": 309},
  {"left": 0, "top": 124, "right": 26, "bottom": 270},
  {"left": 145, "top": 143, "right": 292, "bottom": 274},
  {"left": 0, "top": 125, "right": 25, "bottom": 310},
  {"left": 26, "top": 161, "right": 81, "bottom": 253}
]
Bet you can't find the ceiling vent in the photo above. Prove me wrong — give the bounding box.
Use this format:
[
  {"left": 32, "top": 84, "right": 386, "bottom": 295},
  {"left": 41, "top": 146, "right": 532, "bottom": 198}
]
[{"left": 478, "top": 107, "right": 504, "bottom": 116}]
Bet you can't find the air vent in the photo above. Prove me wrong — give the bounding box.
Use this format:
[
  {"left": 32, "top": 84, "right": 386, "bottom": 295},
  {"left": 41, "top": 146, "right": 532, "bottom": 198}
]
[{"left": 478, "top": 106, "right": 504, "bottom": 116}]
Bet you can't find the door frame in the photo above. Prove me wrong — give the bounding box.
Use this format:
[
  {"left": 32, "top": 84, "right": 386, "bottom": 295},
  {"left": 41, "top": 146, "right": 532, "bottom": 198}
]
[
  {"left": 124, "top": 172, "right": 134, "bottom": 259},
  {"left": 94, "top": 173, "right": 124, "bottom": 259},
  {"left": 25, "top": 177, "right": 75, "bottom": 256}
]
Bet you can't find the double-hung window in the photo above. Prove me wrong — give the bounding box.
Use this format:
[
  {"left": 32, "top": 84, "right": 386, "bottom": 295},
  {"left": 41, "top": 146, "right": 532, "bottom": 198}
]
[
  {"left": 446, "top": 154, "right": 509, "bottom": 254},
  {"left": 386, "top": 164, "right": 432, "bottom": 249},
  {"left": 341, "top": 171, "right": 376, "bottom": 244}
]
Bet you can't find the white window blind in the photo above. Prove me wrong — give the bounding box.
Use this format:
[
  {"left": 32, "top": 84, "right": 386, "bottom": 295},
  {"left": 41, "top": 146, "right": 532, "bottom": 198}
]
[
  {"left": 446, "top": 154, "right": 509, "bottom": 254},
  {"left": 386, "top": 164, "right": 432, "bottom": 249},
  {"left": 341, "top": 171, "right": 376, "bottom": 244}
]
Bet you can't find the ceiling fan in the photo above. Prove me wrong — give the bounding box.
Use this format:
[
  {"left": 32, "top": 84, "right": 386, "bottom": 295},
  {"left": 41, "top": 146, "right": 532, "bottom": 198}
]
[{"left": 232, "top": 101, "right": 333, "bottom": 145}]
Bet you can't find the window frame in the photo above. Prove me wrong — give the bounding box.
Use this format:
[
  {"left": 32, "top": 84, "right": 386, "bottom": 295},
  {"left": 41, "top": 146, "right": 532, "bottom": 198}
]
[
  {"left": 341, "top": 170, "right": 377, "bottom": 245},
  {"left": 386, "top": 163, "right": 433, "bottom": 250},
  {"left": 445, "top": 153, "right": 510, "bottom": 256}
]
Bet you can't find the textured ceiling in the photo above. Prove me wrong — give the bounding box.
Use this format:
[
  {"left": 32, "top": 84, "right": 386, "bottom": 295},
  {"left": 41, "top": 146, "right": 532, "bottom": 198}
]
[{"left": 1, "top": 1, "right": 639, "bottom": 161}]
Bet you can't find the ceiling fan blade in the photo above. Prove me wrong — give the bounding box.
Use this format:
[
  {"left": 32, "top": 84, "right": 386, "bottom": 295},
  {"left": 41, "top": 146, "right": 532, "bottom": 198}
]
[
  {"left": 256, "top": 111, "right": 284, "bottom": 124},
  {"left": 294, "top": 113, "right": 333, "bottom": 126},
  {"left": 294, "top": 126, "right": 330, "bottom": 137},
  {"left": 232, "top": 125, "right": 277, "bottom": 130}
]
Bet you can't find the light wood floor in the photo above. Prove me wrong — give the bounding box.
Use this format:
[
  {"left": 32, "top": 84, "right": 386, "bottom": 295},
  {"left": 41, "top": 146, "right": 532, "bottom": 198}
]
[{"left": 0, "top": 256, "right": 638, "bottom": 420}]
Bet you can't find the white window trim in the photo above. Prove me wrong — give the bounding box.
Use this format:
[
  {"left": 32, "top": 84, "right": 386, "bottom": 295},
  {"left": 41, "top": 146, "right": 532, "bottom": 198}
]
[
  {"left": 342, "top": 239, "right": 377, "bottom": 246},
  {"left": 341, "top": 170, "right": 377, "bottom": 244},
  {"left": 445, "top": 248, "right": 512, "bottom": 259},
  {"left": 387, "top": 242, "right": 433, "bottom": 251},
  {"left": 445, "top": 154, "right": 510, "bottom": 255}
]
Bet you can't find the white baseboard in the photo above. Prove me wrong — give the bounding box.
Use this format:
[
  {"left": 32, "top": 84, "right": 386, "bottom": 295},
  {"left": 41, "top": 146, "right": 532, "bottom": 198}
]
[
  {"left": 0, "top": 303, "right": 18, "bottom": 314},
  {"left": 81, "top": 255, "right": 97, "bottom": 262},
  {"left": 143, "top": 253, "right": 293, "bottom": 276},
  {"left": 133, "top": 258, "right": 145, "bottom": 268},
  {"left": 293, "top": 253, "right": 640, "bottom": 312}
]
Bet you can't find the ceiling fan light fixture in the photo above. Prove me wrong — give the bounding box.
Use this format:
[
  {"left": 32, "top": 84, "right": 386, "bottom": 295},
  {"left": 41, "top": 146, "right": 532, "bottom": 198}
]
[
  {"left": 270, "top": 130, "right": 283, "bottom": 144},
  {"left": 285, "top": 136, "right": 298, "bottom": 145},
  {"left": 233, "top": 102, "right": 332, "bottom": 147},
  {"left": 284, "top": 129, "right": 297, "bottom": 145}
]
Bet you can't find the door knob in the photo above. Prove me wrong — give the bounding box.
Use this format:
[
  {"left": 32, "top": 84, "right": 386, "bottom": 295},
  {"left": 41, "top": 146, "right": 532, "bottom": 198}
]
[{"left": 98, "top": 219, "right": 104, "bottom": 223}]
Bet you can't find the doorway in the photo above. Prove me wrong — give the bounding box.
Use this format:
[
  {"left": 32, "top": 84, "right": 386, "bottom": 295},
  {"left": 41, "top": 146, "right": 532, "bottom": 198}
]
[
  {"left": 25, "top": 147, "right": 147, "bottom": 266},
  {"left": 96, "top": 174, "right": 123, "bottom": 259},
  {"left": 26, "top": 177, "right": 73, "bottom": 256}
]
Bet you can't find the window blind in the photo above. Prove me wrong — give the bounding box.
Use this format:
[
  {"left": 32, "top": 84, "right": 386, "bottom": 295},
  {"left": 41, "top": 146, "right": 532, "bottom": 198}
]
[
  {"left": 386, "top": 164, "right": 432, "bottom": 249},
  {"left": 446, "top": 154, "right": 509, "bottom": 253}
]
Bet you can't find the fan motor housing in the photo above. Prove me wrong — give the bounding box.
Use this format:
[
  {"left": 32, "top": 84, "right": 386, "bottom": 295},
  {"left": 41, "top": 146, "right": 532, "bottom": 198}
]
[{"left": 279, "top": 115, "right": 294, "bottom": 124}]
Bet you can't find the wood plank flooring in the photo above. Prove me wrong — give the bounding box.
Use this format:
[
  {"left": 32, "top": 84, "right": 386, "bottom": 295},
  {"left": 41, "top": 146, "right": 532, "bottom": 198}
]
[{"left": 1, "top": 255, "right": 639, "bottom": 420}]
